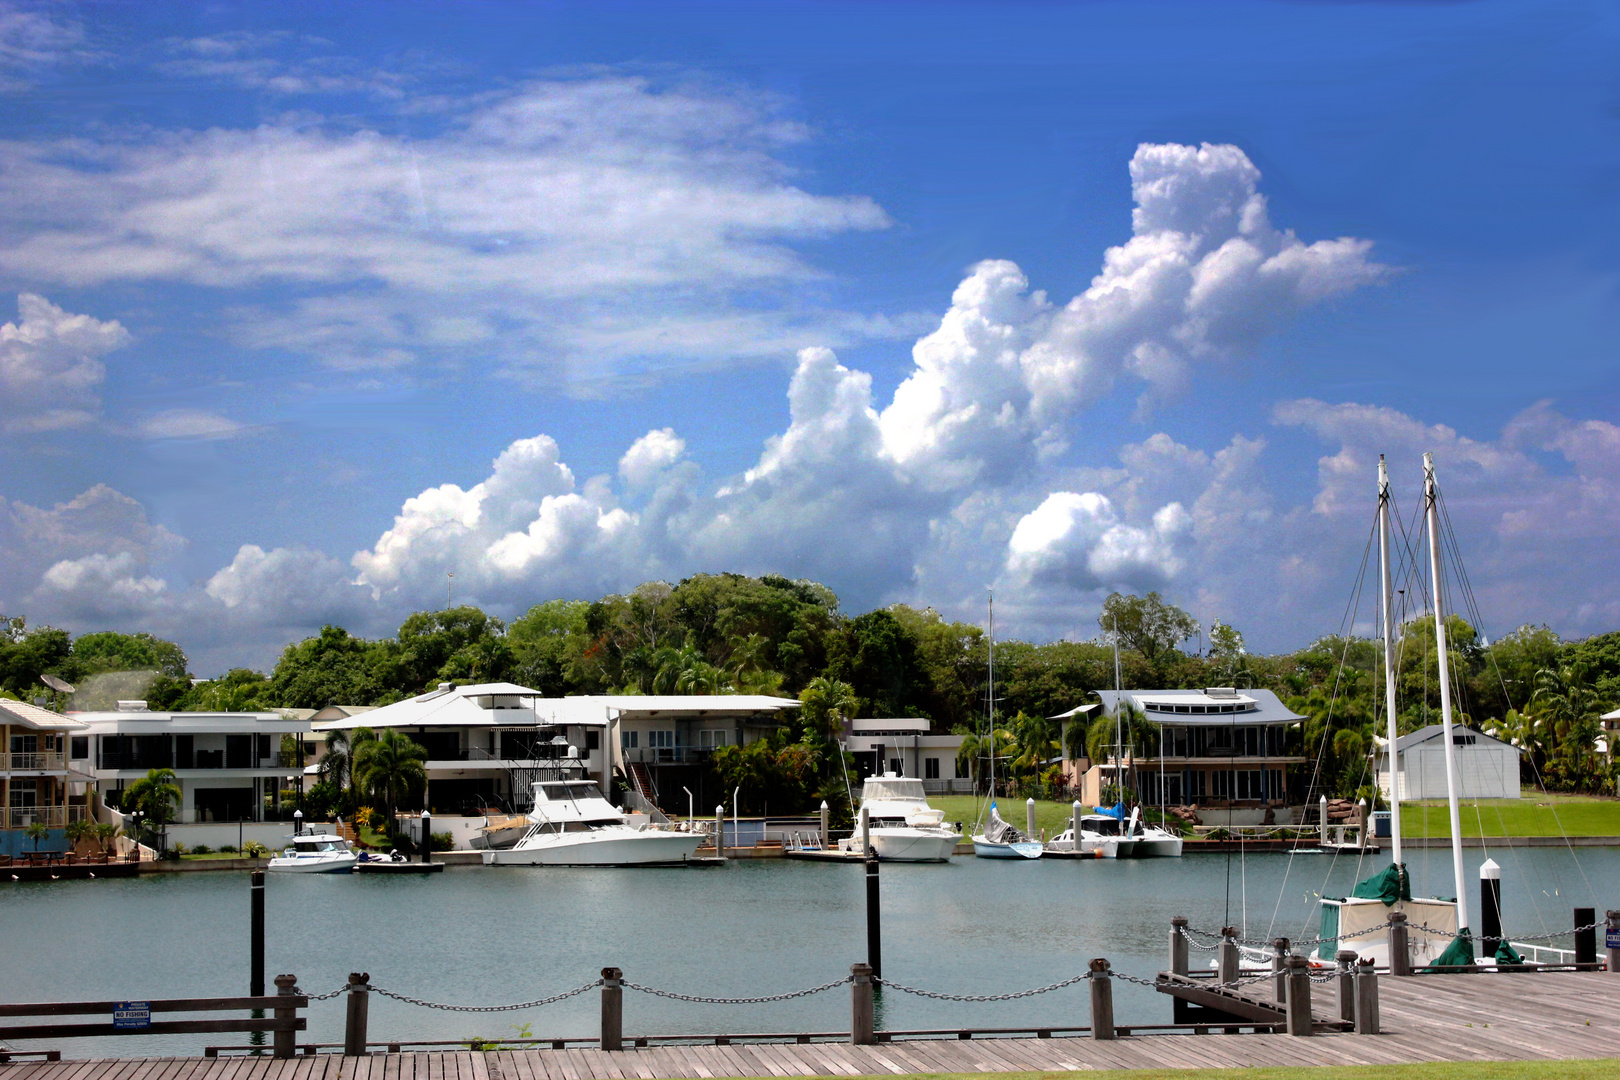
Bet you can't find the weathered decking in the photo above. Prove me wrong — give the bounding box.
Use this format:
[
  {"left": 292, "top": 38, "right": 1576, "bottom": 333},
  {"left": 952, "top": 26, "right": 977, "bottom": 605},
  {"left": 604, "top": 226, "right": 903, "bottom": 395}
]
[{"left": 7, "top": 972, "right": 1617, "bottom": 1078}]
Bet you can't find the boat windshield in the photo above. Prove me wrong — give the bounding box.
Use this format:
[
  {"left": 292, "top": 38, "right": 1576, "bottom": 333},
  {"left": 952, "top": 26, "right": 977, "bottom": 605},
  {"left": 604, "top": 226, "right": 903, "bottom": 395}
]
[
  {"left": 294, "top": 837, "right": 346, "bottom": 851},
  {"left": 1082, "top": 816, "right": 1121, "bottom": 836},
  {"left": 862, "top": 778, "right": 926, "bottom": 802},
  {"left": 539, "top": 782, "right": 611, "bottom": 803}
]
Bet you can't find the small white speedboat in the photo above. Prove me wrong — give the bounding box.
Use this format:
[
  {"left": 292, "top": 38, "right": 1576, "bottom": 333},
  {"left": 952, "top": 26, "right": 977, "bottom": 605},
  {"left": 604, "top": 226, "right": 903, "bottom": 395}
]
[
  {"left": 971, "top": 804, "right": 1044, "bottom": 859},
  {"left": 1047, "top": 827, "right": 1119, "bottom": 858},
  {"left": 837, "top": 773, "right": 961, "bottom": 862},
  {"left": 483, "top": 781, "right": 703, "bottom": 867},
  {"left": 268, "top": 832, "right": 360, "bottom": 874}
]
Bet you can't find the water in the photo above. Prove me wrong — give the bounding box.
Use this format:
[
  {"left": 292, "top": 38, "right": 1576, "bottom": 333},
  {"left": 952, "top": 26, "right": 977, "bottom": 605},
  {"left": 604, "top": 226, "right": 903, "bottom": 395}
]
[{"left": 5, "top": 844, "right": 1617, "bottom": 1057}]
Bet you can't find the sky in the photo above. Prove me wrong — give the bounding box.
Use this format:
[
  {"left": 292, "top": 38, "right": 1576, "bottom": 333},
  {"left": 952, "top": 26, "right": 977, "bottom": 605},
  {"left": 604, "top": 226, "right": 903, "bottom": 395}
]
[{"left": 1, "top": 0, "right": 1618, "bottom": 675}]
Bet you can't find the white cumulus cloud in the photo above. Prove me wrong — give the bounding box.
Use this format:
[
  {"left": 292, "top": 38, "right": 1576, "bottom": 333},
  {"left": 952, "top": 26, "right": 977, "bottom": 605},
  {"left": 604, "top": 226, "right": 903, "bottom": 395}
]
[{"left": 0, "top": 293, "right": 131, "bottom": 432}]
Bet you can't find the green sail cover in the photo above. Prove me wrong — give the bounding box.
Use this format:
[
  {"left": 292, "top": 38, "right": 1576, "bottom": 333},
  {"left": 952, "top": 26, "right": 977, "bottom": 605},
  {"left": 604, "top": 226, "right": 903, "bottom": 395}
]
[
  {"left": 1350, "top": 863, "right": 1412, "bottom": 905},
  {"left": 1493, "top": 940, "right": 1524, "bottom": 965},
  {"left": 1429, "top": 929, "right": 1476, "bottom": 969}
]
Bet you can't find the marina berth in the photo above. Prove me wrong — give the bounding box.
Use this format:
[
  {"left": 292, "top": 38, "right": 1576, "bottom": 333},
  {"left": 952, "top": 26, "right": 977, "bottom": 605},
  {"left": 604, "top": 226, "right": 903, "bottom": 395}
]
[{"left": 836, "top": 772, "right": 961, "bottom": 862}]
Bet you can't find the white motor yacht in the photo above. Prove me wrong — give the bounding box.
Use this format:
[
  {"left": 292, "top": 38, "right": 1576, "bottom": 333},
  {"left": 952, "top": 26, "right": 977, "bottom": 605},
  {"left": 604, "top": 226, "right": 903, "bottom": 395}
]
[
  {"left": 267, "top": 832, "right": 360, "bottom": 874},
  {"left": 837, "top": 773, "right": 961, "bottom": 862},
  {"left": 482, "top": 781, "right": 703, "bottom": 866}
]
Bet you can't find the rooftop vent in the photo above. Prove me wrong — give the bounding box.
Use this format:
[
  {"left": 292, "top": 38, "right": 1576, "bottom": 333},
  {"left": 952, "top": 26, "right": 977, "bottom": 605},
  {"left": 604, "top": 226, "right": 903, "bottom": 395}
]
[
  {"left": 1204, "top": 687, "right": 1238, "bottom": 699},
  {"left": 116, "top": 700, "right": 150, "bottom": 712},
  {"left": 438, "top": 682, "right": 454, "bottom": 692}
]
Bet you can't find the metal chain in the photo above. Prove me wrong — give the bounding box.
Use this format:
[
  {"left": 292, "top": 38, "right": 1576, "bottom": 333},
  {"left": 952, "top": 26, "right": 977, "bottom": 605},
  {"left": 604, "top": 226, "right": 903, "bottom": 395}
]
[
  {"left": 300, "top": 986, "right": 350, "bottom": 1002},
  {"left": 367, "top": 980, "right": 601, "bottom": 1013},
  {"left": 621, "top": 976, "right": 850, "bottom": 1005},
  {"left": 1506, "top": 923, "right": 1599, "bottom": 942},
  {"left": 1182, "top": 922, "right": 1386, "bottom": 950},
  {"left": 876, "top": 971, "right": 1093, "bottom": 1002}
]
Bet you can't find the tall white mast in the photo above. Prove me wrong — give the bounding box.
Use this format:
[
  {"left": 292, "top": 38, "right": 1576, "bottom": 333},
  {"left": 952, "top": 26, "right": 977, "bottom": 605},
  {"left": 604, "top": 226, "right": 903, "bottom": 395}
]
[
  {"left": 1378, "top": 456, "right": 1403, "bottom": 869},
  {"left": 987, "top": 590, "right": 995, "bottom": 801},
  {"left": 1424, "top": 453, "right": 1470, "bottom": 934},
  {"left": 1112, "top": 615, "right": 1123, "bottom": 803}
]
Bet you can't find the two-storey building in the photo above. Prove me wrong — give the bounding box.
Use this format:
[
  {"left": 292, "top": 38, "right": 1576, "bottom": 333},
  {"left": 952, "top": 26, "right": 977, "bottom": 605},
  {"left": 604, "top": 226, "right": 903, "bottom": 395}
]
[
  {"left": 1, "top": 699, "right": 91, "bottom": 856},
  {"left": 1089, "top": 687, "right": 1309, "bottom": 825}
]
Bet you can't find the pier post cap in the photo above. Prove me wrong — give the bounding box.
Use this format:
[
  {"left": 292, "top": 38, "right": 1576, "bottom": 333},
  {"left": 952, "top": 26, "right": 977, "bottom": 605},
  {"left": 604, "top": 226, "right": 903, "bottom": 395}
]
[
  {"left": 1171, "top": 916, "right": 1188, "bottom": 927},
  {"left": 1284, "top": 954, "right": 1308, "bottom": 970},
  {"left": 601, "top": 967, "right": 622, "bottom": 983},
  {"left": 347, "top": 972, "right": 370, "bottom": 987},
  {"left": 1335, "top": 950, "right": 1359, "bottom": 965},
  {"left": 1220, "top": 926, "right": 1238, "bottom": 939},
  {"left": 1479, "top": 858, "right": 1501, "bottom": 879},
  {"left": 1387, "top": 910, "right": 1408, "bottom": 924},
  {"left": 1271, "top": 937, "right": 1290, "bottom": 952},
  {"left": 274, "top": 974, "right": 298, "bottom": 992},
  {"left": 1357, "top": 956, "right": 1375, "bottom": 966},
  {"left": 1606, "top": 910, "right": 1620, "bottom": 923},
  {"left": 850, "top": 962, "right": 873, "bottom": 980},
  {"left": 1088, "top": 957, "right": 1111, "bottom": 974},
  {"left": 820, "top": 800, "right": 829, "bottom": 809}
]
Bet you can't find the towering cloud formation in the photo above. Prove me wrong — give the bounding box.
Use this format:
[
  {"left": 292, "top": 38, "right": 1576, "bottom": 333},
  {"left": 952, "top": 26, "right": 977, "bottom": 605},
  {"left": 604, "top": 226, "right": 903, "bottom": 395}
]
[{"left": 0, "top": 293, "right": 130, "bottom": 432}]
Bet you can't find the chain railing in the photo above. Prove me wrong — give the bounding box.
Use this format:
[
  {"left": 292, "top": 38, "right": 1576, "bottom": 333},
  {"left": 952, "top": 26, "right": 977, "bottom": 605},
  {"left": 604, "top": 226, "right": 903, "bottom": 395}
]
[
  {"left": 367, "top": 980, "right": 603, "bottom": 1013},
  {"left": 621, "top": 976, "right": 851, "bottom": 1005}
]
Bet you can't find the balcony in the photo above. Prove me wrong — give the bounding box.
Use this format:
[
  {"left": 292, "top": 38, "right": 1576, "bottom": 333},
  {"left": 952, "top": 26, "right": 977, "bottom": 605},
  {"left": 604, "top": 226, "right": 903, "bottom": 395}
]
[
  {"left": 4, "top": 751, "right": 67, "bottom": 771},
  {"left": 4, "top": 804, "right": 88, "bottom": 829}
]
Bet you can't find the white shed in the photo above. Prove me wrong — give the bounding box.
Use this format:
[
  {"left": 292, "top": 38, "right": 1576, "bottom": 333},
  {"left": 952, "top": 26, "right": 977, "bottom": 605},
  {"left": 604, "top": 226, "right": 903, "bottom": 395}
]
[{"left": 1378, "top": 724, "right": 1521, "bottom": 801}]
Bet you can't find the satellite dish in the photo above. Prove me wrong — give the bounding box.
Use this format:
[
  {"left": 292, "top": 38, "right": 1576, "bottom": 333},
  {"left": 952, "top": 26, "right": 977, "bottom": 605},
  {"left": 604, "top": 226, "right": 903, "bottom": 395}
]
[{"left": 41, "top": 674, "right": 76, "bottom": 694}]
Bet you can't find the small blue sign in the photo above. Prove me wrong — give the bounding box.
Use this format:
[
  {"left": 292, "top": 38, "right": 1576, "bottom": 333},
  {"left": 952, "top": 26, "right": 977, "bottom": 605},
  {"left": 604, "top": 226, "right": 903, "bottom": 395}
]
[
  {"left": 1606, "top": 928, "right": 1620, "bottom": 951},
  {"left": 113, "top": 1002, "right": 151, "bottom": 1029}
]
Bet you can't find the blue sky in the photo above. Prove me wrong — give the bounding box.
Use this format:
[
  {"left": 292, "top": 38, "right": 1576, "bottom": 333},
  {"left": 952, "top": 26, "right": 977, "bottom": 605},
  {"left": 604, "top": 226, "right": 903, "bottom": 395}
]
[{"left": 2, "top": 0, "right": 1618, "bottom": 673}]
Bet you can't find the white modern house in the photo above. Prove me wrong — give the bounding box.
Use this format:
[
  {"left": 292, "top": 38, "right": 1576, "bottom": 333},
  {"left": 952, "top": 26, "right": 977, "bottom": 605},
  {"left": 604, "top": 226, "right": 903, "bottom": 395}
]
[
  {"left": 1378, "top": 724, "right": 1522, "bottom": 801},
  {"left": 73, "top": 701, "right": 311, "bottom": 848},
  {"left": 844, "top": 717, "right": 969, "bottom": 793}
]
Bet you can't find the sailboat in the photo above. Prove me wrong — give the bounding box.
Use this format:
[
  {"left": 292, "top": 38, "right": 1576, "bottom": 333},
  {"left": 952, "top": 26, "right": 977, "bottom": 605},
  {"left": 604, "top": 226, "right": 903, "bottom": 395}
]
[
  {"left": 1317, "top": 454, "right": 1473, "bottom": 968},
  {"left": 971, "top": 592, "right": 1044, "bottom": 859}
]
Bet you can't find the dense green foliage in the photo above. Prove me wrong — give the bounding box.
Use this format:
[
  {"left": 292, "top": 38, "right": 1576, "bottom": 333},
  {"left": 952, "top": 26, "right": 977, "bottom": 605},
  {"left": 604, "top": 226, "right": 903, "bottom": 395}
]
[{"left": 6, "top": 577, "right": 1618, "bottom": 810}]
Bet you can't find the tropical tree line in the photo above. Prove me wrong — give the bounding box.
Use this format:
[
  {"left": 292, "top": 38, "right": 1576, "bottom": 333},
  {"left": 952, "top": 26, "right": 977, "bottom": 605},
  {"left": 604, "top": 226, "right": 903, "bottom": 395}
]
[{"left": 6, "top": 579, "right": 1620, "bottom": 810}]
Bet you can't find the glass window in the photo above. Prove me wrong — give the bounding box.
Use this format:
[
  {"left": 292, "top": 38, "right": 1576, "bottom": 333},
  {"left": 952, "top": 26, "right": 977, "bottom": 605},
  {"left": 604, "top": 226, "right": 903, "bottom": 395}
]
[
  {"left": 648, "top": 730, "right": 675, "bottom": 749},
  {"left": 585, "top": 731, "right": 600, "bottom": 751},
  {"left": 924, "top": 757, "right": 940, "bottom": 779},
  {"left": 620, "top": 730, "right": 638, "bottom": 749},
  {"left": 71, "top": 736, "right": 89, "bottom": 759}
]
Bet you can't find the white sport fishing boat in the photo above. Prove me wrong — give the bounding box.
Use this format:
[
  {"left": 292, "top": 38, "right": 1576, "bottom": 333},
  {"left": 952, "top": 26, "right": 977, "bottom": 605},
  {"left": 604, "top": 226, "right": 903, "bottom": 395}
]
[
  {"left": 268, "top": 832, "right": 360, "bottom": 874},
  {"left": 837, "top": 773, "right": 961, "bottom": 862},
  {"left": 482, "top": 780, "right": 703, "bottom": 867}
]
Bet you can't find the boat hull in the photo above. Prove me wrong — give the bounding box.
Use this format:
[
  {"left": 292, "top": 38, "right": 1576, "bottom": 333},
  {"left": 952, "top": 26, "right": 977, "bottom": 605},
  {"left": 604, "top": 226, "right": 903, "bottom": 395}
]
[
  {"left": 972, "top": 838, "right": 1043, "bottom": 859},
  {"left": 267, "top": 853, "right": 358, "bottom": 874},
  {"left": 482, "top": 830, "right": 702, "bottom": 867},
  {"left": 869, "top": 828, "right": 960, "bottom": 863}
]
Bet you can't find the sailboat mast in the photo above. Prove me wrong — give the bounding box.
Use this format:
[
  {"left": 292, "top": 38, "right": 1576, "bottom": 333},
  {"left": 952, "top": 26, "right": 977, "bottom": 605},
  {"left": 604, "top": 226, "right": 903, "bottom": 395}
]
[
  {"left": 1112, "top": 616, "right": 1123, "bottom": 803},
  {"left": 988, "top": 590, "right": 995, "bottom": 799},
  {"left": 1424, "top": 453, "right": 1470, "bottom": 933},
  {"left": 1378, "top": 456, "right": 1403, "bottom": 868}
]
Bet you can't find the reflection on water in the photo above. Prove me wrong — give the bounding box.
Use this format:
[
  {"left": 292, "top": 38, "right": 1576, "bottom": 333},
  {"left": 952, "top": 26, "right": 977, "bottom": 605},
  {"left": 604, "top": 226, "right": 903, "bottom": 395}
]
[{"left": 5, "top": 845, "right": 1616, "bottom": 1057}]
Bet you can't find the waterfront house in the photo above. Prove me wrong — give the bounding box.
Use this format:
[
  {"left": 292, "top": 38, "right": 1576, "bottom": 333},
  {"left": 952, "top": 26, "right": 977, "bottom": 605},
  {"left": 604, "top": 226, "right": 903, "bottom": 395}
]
[
  {"left": 1088, "top": 687, "right": 1310, "bottom": 825},
  {"left": 73, "top": 701, "right": 311, "bottom": 849},
  {"left": 0, "top": 699, "right": 91, "bottom": 857},
  {"left": 844, "top": 718, "right": 969, "bottom": 793},
  {"left": 1377, "top": 723, "right": 1521, "bottom": 801}
]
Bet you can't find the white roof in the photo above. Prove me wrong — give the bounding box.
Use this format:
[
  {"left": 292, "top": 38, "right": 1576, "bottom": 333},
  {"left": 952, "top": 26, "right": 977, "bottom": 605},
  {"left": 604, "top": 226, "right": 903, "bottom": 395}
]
[
  {"left": 314, "top": 682, "right": 542, "bottom": 730},
  {"left": 536, "top": 694, "right": 801, "bottom": 727},
  {"left": 1048, "top": 703, "right": 1100, "bottom": 720},
  {"left": 1603, "top": 709, "right": 1620, "bottom": 721},
  {"left": 314, "top": 688, "right": 801, "bottom": 732},
  {"left": 850, "top": 717, "right": 929, "bottom": 734},
  {"left": 70, "top": 709, "right": 306, "bottom": 734},
  {"left": 0, "top": 700, "right": 88, "bottom": 730}
]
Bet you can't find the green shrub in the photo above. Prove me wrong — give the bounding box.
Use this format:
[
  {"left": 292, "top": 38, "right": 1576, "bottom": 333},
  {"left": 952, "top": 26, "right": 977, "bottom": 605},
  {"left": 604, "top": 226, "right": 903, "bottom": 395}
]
[
  {"left": 241, "top": 840, "right": 269, "bottom": 858},
  {"left": 190, "top": 844, "right": 212, "bottom": 855},
  {"left": 430, "top": 831, "right": 455, "bottom": 852},
  {"left": 218, "top": 843, "right": 237, "bottom": 853}
]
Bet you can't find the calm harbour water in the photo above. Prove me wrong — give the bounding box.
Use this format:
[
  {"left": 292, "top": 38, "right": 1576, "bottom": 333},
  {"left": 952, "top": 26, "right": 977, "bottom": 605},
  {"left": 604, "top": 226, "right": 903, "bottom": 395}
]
[{"left": 6, "top": 844, "right": 1618, "bottom": 1057}]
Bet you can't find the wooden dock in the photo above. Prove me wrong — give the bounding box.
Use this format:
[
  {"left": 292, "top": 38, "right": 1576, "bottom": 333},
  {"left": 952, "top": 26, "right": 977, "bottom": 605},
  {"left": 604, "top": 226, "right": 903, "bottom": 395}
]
[{"left": 5, "top": 972, "right": 1617, "bottom": 1077}]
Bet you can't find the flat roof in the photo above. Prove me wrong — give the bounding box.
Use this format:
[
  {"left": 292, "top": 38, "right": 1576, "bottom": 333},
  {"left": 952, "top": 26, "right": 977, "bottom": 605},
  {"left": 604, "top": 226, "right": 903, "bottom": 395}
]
[
  {"left": 1096, "top": 688, "right": 1306, "bottom": 726},
  {"left": 70, "top": 710, "right": 308, "bottom": 733}
]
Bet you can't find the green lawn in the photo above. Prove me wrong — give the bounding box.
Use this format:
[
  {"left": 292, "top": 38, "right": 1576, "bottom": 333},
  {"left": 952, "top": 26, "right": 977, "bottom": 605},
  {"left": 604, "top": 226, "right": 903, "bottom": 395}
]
[
  {"left": 1399, "top": 791, "right": 1620, "bottom": 838},
  {"left": 929, "top": 796, "right": 1156, "bottom": 840},
  {"left": 723, "top": 1065, "right": 1615, "bottom": 1080}
]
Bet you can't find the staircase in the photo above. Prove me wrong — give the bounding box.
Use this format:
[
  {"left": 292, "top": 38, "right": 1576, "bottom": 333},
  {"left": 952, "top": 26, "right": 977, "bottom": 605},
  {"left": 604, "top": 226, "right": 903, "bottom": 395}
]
[
  {"left": 335, "top": 819, "right": 360, "bottom": 843},
  {"left": 628, "top": 762, "right": 658, "bottom": 807}
]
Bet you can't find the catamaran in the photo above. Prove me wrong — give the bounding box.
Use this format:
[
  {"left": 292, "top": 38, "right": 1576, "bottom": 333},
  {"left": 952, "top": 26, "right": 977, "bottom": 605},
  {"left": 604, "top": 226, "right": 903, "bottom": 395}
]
[{"left": 483, "top": 780, "right": 704, "bottom": 866}]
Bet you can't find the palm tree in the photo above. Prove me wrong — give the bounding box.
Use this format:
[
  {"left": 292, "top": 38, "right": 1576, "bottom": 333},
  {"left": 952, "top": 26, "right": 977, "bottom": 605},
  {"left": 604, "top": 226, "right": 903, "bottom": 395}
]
[
  {"left": 24, "top": 821, "right": 49, "bottom": 852},
  {"left": 356, "top": 728, "right": 428, "bottom": 832},
  {"left": 124, "top": 768, "right": 181, "bottom": 844},
  {"left": 94, "top": 822, "right": 120, "bottom": 854},
  {"left": 64, "top": 816, "right": 94, "bottom": 853},
  {"left": 1532, "top": 665, "right": 1607, "bottom": 791}
]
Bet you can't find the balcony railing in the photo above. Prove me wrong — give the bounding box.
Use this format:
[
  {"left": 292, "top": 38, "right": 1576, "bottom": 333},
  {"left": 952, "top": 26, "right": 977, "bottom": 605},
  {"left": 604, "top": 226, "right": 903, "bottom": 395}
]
[
  {"left": 4, "top": 804, "right": 85, "bottom": 829},
  {"left": 5, "top": 752, "right": 67, "bottom": 771}
]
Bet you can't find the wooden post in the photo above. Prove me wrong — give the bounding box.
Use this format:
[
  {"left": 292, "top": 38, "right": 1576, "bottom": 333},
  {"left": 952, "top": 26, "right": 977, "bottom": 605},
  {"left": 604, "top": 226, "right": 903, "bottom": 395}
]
[
  {"left": 1271, "top": 938, "right": 1290, "bottom": 1003},
  {"left": 344, "top": 972, "right": 370, "bottom": 1056},
  {"left": 1072, "top": 801, "right": 1082, "bottom": 853},
  {"left": 1218, "top": 927, "right": 1239, "bottom": 984},
  {"left": 865, "top": 852, "right": 882, "bottom": 981},
  {"left": 1026, "top": 797, "right": 1036, "bottom": 841},
  {"left": 1354, "top": 959, "right": 1379, "bottom": 1034},
  {"left": 421, "top": 810, "right": 432, "bottom": 863},
  {"left": 715, "top": 805, "right": 725, "bottom": 859},
  {"left": 1285, "top": 955, "right": 1311, "bottom": 1036},
  {"left": 1575, "top": 907, "right": 1597, "bottom": 967},
  {"left": 1607, "top": 910, "right": 1620, "bottom": 975},
  {"left": 1335, "top": 950, "right": 1357, "bottom": 1023},
  {"left": 820, "top": 800, "right": 829, "bottom": 847},
  {"left": 850, "top": 963, "right": 874, "bottom": 1045},
  {"left": 600, "top": 967, "right": 623, "bottom": 1051},
  {"left": 1169, "top": 917, "right": 1189, "bottom": 976},
  {"left": 1087, "top": 959, "right": 1114, "bottom": 1040},
  {"left": 1387, "top": 911, "right": 1411, "bottom": 976},
  {"left": 249, "top": 870, "right": 265, "bottom": 998},
  {"left": 1318, "top": 795, "right": 1328, "bottom": 847},
  {"left": 273, "top": 974, "right": 298, "bottom": 1060},
  {"left": 1479, "top": 859, "right": 1502, "bottom": 960}
]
